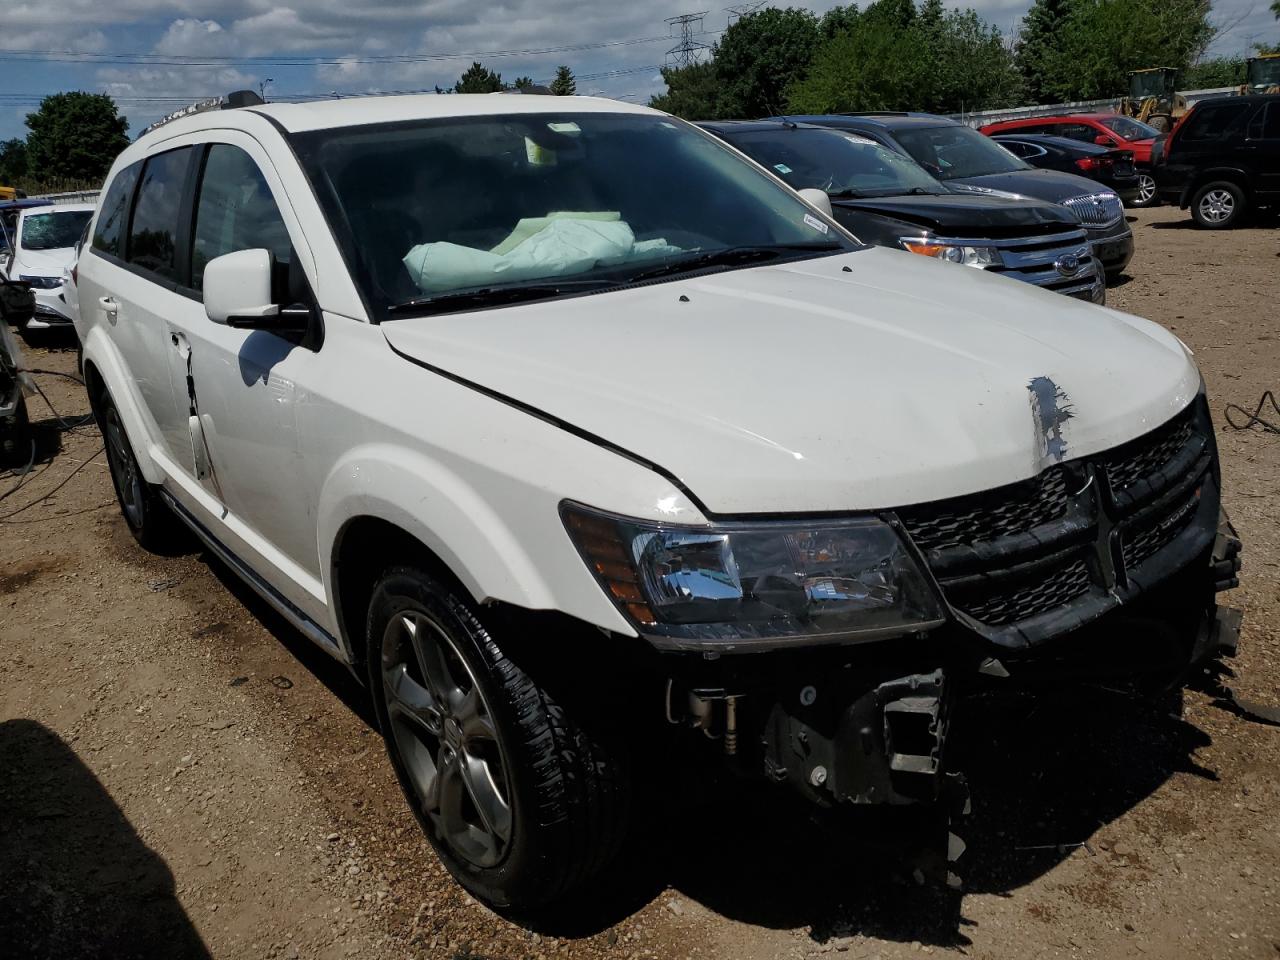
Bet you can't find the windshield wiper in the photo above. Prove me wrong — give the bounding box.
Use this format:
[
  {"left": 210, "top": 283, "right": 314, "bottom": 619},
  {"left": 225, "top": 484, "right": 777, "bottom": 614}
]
[
  {"left": 626, "top": 243, "right": 843, "bottom": 283},
  {"left": 827, "top": 189, "right": 864, "bottom": 199},
  {"left": 388, "top": 279, "right": 613, "bottom": 317}
]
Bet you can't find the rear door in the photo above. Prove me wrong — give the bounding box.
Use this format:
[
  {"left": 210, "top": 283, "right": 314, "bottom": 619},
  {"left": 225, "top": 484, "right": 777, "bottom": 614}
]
[{"left": 1244, "top": 100, "right": 1280, "bottom": 197}]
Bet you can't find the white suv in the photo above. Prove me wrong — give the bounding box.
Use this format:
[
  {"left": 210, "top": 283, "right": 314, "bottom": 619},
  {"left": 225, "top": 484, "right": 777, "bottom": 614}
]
[
  {"left": 0, "top": 201, "right": 95, "bottom": 332},
  {"left": 77, "top": 93, "right": 1241, "bottom": 909}
]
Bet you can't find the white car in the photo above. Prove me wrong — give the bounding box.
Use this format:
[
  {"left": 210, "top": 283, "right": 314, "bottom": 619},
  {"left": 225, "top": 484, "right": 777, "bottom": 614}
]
[
  {"left": 75, "top": 93, "right": 1241, "bottom": 910},
  {"left": 0, "top": 202, "right": 95, "bottom": 333}
]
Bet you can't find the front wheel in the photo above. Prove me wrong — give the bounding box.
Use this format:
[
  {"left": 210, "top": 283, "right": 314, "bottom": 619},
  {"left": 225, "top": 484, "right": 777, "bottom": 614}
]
[
  {"left": 366, "top": 567, "right": 630, "bottom": 910},
  {"left": 1132, "top": 171, "right": 1160, "bottom": 208},
  {"left": 1191, "top": 181, "right": 1246, "bottom": 229}
]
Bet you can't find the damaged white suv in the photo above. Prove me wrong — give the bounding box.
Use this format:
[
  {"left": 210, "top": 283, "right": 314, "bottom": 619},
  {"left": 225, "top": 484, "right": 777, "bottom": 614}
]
[{"left": 77, "top": 93, "right": 1241, "bottom": 909}]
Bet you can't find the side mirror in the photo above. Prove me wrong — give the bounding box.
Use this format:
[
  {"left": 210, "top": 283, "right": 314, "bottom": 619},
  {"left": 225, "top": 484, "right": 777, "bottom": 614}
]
[
  {"left": 1094, "top": 135, "right": 1114, "bottom": 146},
  {"left": 797, "top": 187, "right": 834, "bottom": 218},
  {"left": 204, "top": 249, "right": 280, "bottom": 326}
]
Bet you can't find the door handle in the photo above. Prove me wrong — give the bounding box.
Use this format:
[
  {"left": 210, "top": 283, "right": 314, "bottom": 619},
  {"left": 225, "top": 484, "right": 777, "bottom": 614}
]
[{"left": 98, "top": 296, "right": 118, "bottom": 324}]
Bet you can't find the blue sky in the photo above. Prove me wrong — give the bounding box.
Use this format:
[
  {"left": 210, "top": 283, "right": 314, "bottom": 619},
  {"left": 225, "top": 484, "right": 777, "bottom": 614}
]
[{"left": 2, "top": 0, "right": 1277, "bottom": 142}]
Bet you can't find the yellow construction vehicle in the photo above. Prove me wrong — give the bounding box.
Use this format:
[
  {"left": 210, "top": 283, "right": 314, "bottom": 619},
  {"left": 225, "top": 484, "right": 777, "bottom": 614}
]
[
  {"left": 1239, "top": 54, "right": 1280, "bottom": 95},
  {"left": 0, "top": 186, "right": 23, "bottom": 202},
  {"left": 1119, "top": 67, "right": 1187, "bottom": 133}
]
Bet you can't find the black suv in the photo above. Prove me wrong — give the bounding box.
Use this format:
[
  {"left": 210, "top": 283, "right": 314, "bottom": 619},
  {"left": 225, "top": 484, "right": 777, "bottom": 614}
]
[
  {"left": 1154, "top": 94, "right": 1280, "bottom": 228},
  {"left": 780, "top": 112, "right": 1135, "bottom": 277},
  {"left": 701, "top": 120, "right": 1103, "bottom": 302}
]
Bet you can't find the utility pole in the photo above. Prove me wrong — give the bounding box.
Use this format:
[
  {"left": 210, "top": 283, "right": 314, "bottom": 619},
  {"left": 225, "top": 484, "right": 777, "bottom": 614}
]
[
  {"left": 664, "top": 12, "right": 711, "bottom": 68},
  {"left": 725, "top": 2, "right": 764, "bottom": 25}
]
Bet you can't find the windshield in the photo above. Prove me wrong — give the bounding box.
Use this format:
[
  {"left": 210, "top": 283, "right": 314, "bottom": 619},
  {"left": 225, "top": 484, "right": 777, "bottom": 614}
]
[
  {"left": 1130, "top": 71, "right": 1173, "bottom": 99},
  {"left": 1097, "top": 115, "right": 1160, "bottom": 140},
  {"left": 293, "top": 112, "right": 856, "bottom": 318},
  {"left": 892, "top": 125, "right": 1030, "bottom": 180},
  {"left": 1249, "top": 58, "right": 1280, "bottom": 90},
  {"left": 723, "top": 127, "right": 945, "bottom": 197},
  {"left": 20, "top": 210, "right": 93, "bottom": 251}
]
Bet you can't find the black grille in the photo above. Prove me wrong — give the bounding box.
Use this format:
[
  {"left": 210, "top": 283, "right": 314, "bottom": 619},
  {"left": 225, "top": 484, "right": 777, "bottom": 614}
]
[
  {"left": 1098, "top": 404, "right": 1196, "bottom": 494},
  {"left": 897, "top": 400, "right": 1212, "bottom": 632},
  {"left": 897, "top": 469, "right": 1068, "bottom": 553},
  {"left": 960, "top": 560, "right": 1092, "bottom": 626}
]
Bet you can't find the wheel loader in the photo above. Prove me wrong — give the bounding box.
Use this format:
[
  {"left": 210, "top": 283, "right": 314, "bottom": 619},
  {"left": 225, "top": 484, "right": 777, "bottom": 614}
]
[
  {"left": 1119, "top": 67, "right": 1187, "bottom": 133},
  {"left": 1239, "top": 54, "right": 1280, "bottom": 96}
]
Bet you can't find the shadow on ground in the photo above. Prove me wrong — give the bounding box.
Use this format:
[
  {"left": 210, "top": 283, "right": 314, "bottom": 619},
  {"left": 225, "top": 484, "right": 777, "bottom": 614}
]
[{"left": 0, "top": 719, "right": 212, "bottom": 960}]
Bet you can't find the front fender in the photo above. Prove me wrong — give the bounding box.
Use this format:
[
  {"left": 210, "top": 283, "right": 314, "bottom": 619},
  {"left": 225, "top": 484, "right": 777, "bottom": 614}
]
[
  {"left": 81, "top": 325, "right": 165, "bottom": 485},
  {"left": 315, "top": 443, "right": 638, "bottom": 639}
]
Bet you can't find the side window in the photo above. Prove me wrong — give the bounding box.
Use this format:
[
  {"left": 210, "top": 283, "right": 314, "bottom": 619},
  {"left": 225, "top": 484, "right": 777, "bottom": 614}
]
[
  {"left": 128, "top": 148, "right": 194, "bottom": 281},
  {"left": 92, "top": 161, "right": 142, "bottom": 258},
  {"left": 1181, "top": 103, "right": 1252, "bottom": 143},
  {"left": 1248, "top": 103, "right": 1280, "bottom": 140},
  {"left": 1058, "top": 124, "right": 1095, "bottom": 143},
  {"left": 191, "top": 144, "right": 293, "bottom": 292}
]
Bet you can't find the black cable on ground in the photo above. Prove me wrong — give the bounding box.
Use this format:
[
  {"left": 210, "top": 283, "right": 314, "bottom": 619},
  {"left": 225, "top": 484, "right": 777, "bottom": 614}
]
[
  {"left": 25, "top": 376, "right": 95, "bottom": 431},
  {"left": 1224, "top": 391, "right": 1280, "bottom": 435},
  {"left": 0, "top": 445, "right": 105, "bottom": 522},
  {"left": 0, "top": 438, "right": 37, "bottom": 501}
]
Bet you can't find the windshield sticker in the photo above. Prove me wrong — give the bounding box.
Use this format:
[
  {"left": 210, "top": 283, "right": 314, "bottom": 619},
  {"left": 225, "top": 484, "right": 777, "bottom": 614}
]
[
  {"left": 524, "top": 137, "right": 556, "bottom": 166},
  {"left": 773, "top": 163, "right": 793, "bottom": 174},
  {"left": 802, "top": 213, "right": 829, "bottom": 234},
  {"left": 547, "top": 121, "right": 581, "bottom": 134}
]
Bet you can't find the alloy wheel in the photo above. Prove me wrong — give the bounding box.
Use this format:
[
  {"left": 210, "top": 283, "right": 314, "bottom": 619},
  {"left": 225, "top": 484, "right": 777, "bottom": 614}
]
[
  {"left": 1198, "top": 189, "right": 1235, "bottom": 224},
  {"left": 381, "top": 609, "right": 513, "bottom": 868},
  {"left": 1137, "top": 174, "right": 1156, "bottom": 206},
  {"left": 103, "top": 406, "right": 144, "bottom": 528}
]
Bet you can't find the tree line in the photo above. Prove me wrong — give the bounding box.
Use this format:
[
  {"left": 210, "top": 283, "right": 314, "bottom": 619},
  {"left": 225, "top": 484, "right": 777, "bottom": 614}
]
[{"left": 649, "top": 0, "right": 1278, "bottom": 121}]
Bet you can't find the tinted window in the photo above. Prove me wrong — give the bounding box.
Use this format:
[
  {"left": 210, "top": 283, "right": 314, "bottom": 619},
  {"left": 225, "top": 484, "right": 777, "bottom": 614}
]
[
  {"left": 893, "top": 125, "right": 1030, "bottom": 180},
  {"left": 1058, "top": 123, "right": 1099, "bottom": 143},
  {"left": 19, "top": 210, "right": 93, "bottom": 251},
  {"left": 191, "top": 145, "right": 293, "bottom": 291},
  {"left": 1247, "top": 102, "right": 1280, "bottom": 140},
  {"left": 1180, "top": 102, "right": 1252, "bottom": 143},
  {"left": 92, "top": 162, "right": 141, "bottom": 258},
  {"left": 128, "top": 148, "right": 193, "bottom": 281}
]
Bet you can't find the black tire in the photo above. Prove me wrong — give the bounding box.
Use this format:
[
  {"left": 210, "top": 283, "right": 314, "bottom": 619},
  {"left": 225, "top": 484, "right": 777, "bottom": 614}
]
[
  {"left": 1, "top": 396, "right": 31, "bottom": 467},
  {"left": 1132, "top": 170, "right": 1160, "bottom": 208},
  {"left": 95, "top": 387, "right": 184, "bottom": 551},
  {"left": 366, "top": 567, "right": 629, "bottom": 910},
  {"left": 1191, "top": 181, "right": 1246, "bottom": 229}
]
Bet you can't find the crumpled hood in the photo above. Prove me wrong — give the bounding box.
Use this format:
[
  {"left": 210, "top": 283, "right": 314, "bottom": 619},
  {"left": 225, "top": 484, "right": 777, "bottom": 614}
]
[
  {"left": 12, "top": 248, "right": 72, "bottom": 279},
  {"left": 382, "top": 247, "right": 1200, "bottom": 516}
]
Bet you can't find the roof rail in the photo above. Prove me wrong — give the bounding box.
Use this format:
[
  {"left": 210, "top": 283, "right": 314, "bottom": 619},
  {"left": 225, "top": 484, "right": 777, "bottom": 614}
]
[{"left": 138, "top": 90, "right": 265, "bottom": 139}]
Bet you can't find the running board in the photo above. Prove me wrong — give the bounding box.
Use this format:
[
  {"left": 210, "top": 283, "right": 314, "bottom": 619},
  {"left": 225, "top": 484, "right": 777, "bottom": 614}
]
[{"left": 160, "top": 491, "right": 347, "bottom": 663}]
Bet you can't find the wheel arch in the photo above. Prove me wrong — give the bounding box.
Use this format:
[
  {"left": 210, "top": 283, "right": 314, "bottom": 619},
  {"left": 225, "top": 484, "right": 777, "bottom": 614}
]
[
  {"left": 79, "top": 331, "right": 165, "bottom": 484},
  {"left": 1183, "top": 168, "right": 1253, "bottom": 208}
]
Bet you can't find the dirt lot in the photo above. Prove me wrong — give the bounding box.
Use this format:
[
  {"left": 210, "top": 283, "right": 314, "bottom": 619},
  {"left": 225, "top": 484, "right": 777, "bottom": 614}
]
[{"left": 2, "top": 204, "right": 1278, "bottom": 960}]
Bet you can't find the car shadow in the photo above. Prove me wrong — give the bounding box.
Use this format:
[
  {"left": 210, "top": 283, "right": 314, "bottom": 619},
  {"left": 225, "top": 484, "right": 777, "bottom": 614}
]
[
  {"left": 0, "top": 719, "right": 212, "bottom": 960},
  {"left": 176, "top": 549, "right": 1218, "bottom": 949},
  {"left": 1150, "top": 218, "right": 1200, "bottom": 230},
  {"left": 1106, "top": 272, "right": 1133, "bottom": 289}
]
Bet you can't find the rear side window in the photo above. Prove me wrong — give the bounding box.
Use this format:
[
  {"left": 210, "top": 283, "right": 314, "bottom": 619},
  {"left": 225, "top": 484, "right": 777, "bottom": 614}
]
[
  {"left": 92, "top": 162, "right": 141, "bottom": 258},
  {"left": 1180, "top": 102, "right": 1252, "bottom": 143},
  {"left": 1248, "top": 102, "right": 1280, "bottom": 140},
  {"left": 191, "top": 144, "right": 293, "bottom": 292},
  {"left": 128, "top": 147, "right": 194, "bottom": 281}
]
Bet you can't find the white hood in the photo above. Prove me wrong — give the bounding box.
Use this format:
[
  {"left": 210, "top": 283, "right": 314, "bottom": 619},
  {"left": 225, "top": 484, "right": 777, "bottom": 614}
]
[
  {"left": 13, "top": 248, "right": 73, "bottom": 278},
  {"left": 382, "top": 248, "right": 1201, "bottom": 515}
]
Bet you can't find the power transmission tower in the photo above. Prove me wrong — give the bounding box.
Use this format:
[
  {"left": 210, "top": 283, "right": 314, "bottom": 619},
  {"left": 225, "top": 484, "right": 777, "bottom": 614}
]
[
  {"left": 664, "top": 12, "right": 711, "bottom": 68},
  {"left": 725, "top": 2, "right": 764, "bottom": 25}
]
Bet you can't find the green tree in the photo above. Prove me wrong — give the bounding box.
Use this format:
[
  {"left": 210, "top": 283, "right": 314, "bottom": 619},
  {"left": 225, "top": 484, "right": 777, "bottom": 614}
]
[
  {"left": 0, "top": 138, "right": 27, "bottom": 184},
  {"left": 1016, "top": 0, "right": 1074, "bottom": 103},
  {"left": 926, "top": 8, "right": 1024, "bottom": 112},
  {"left": 454, "top": 61, "right": 504, "bottom": 93},
  {"left": 512, "top": 76, "right": 535, "bottom": 90},
  {"left": 713, "top": 7, "right": 820, "bottom": 117},
  {"left": 648, "top": 62, "right": 723, "bottom": 119},
  {"left": 819, "top": 4, "right": 860, "bottom": 38},
  {"left": 549, "top": 65, "right": 577, "bottom": 96},
  {"left": 1038, "top": 0, "right": 1216, "bottom": 101},
  {"left": 786, "top": 18, "right": 929, "bottom": 113},
  {"left": 24, "top": 92, "right": 128, "bottom": 183},
  {"left": 1183, "top": 56, "right": 1245, "bottom": 88}
]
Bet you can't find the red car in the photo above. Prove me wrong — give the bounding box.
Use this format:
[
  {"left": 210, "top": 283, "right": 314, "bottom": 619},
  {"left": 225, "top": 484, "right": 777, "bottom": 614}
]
[{"left": 980, "top": 113, "right": 1163, "bottom": 207}]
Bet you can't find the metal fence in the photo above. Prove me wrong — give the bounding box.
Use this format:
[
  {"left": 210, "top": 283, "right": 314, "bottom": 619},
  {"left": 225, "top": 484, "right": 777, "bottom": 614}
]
[{"left": 946, "top": 87, "right": 1238, "bottom": 128}]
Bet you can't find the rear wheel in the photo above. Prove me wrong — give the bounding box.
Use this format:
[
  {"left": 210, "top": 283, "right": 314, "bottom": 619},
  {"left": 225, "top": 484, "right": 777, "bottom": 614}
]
[
  {"left": 1132, "top": 171, "right": 1159, "bottom": 208},
  {"left": 1191, "top": 181, "right": 1246, "bottom": 229},
  {"left": 96, "top": 388, "right": 184, "bottom": 550},
  {"left": 366, "top": 567, "right": 630, "bottom": 910}
]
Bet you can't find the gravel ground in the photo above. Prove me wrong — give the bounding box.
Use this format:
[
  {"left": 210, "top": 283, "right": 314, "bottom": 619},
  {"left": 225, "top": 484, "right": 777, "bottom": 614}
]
[{"left": 1, "top": 204, "right": 1277, "bottom": 960}]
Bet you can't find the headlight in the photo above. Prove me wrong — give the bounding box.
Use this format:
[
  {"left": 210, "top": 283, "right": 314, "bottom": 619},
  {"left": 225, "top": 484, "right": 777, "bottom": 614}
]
[
  {"left": 19, "top": 275, "right": 61, "bottom": 289},
  {"left": 900, "top": 241, "right": 1000, "bottom": 267},
  {"left": 562, "top": 503, "right": 946, "bottom": 651}
]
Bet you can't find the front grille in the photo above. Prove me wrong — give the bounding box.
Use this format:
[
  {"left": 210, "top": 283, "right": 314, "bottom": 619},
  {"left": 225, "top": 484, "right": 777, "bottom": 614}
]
[
  {"left": 896, "top": 399, "right": 1214, "bottom": 636},
  {"left": 977, "top": 228, "right": 1101, "bottom": 295},
  {"left": 1063, "top": 193, "right": 1124, "bottom": 228}
]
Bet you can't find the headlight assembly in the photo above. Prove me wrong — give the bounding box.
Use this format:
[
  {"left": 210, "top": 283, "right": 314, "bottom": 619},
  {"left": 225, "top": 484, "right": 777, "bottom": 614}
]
[
  {"left": 19, "top": 275, "right": 61, "bottom": 289},
  {"left": 900, "top": 241, "right": 1000, "bottom": 267},
  {"left": 561, "top": 502, "right": 946, "bottom": 652}
]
